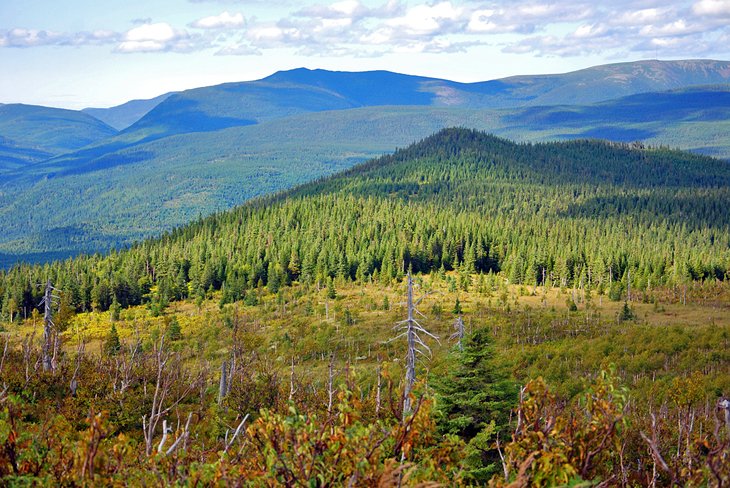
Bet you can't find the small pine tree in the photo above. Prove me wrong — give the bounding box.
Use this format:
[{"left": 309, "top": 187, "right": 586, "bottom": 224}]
[
  {"left": 104, "top": 324, "right": 121, "bottom": 356},
  {"left": 326, "top": 277, "right": 337, "bottom": 299},
  {"left": 433, "top": 328, "right": 517, "bottom": 482},
  {"left": 166, "top": 317, "right": 183, "bottom": 341},
  {"left": 619, "top": 302, "right": 634, "bottom": 321},
  {"left": 109, "top": 299, "right": 121, "bottom": 322},
  {"left": 453, "top": 297, "right": 462, "bottom": 315}
]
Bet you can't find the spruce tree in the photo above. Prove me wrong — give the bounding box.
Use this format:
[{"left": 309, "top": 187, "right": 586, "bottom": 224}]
[
  {"left": 433, "top": 328, "right": 516, "bottom": 482},
  {"left": 326, "top": 277, "right": 337, "bottom": 299},
  {"left": 104, "top": 324, "right": 121, "bottom": 356},
  {"left": 166, "top": 317, "right": 183, "bottom": 341},
  {"left": 453, "top": 297, "right": 462, "bottom": 315}
]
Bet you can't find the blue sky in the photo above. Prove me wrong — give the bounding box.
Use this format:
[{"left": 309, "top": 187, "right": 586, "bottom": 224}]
[{"left": 2, "top": 0, "right": 729, "bottom": 109}]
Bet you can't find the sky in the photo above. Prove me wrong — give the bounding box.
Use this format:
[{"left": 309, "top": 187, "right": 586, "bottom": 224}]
[{"left": 1, "top": 0, "right": 729, "bottom": 109}]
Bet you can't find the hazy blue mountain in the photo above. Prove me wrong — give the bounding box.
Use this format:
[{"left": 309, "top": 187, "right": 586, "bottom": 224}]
[
  {"left": 124, "top": 59, "right": 730, "bottom": 140},
  {"left": 2, "top": 83, "right": 730, "bottom": 265},
  {"left": 121, "top": 69, "right": 435, "bottom": 138},
  {"left": 1, "top": 59, "right": 730, "bottom": 265},
  {"left": 477, "top": 59, "right": 730, "bottom": 106},
  {"left": 0, "top": 104, "right": 118, "bottom": 157},
  {"left": 83, "top": 92, "right": 175, "bottom": 130},
  {"left": 19, "top": 82, "right": 730, "bottom": 183},
  {"left": 11, "top": 59, "right": 728, "bottom": 179},
  {"left": 0, "top": 135, "right": 53, "bottom": 171},
  {"left": 497, "top": 84, "right": 730, "bottom": 158}
]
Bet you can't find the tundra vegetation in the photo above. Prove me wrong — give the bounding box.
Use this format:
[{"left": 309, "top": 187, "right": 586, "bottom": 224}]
[{"left": 0, "top": 129, "right": 729, "bottom": 485}]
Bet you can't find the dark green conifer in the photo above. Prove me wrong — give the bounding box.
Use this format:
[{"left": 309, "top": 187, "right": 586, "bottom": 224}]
[
  {"left": 104, "top": 324, "right": 121, "bottom": 356},
  {"left": 433, "top": 328, "right": 517, "bottom": 482}
]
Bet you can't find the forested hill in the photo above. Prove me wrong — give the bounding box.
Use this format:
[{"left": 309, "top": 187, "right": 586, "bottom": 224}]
[
  {"left": 300, "top": 128, "right": 730, "bottom": 194},
  {"left": 1, "top": 128, "right": 729, "bottom": 317}
]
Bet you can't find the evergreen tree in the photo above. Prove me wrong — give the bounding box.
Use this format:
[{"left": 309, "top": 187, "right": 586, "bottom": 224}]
[
  {"left": 166, "top": 317, "right": 183, "bottom": 341},
  {"left": 619, "top": 302, "right": 635, "bottom": 322},
  {"left": 104, "top": 324, "right": 121, "bottom": 356},
  {"left": 453, "top": 297, "right": 462, "bottom": 315},
  {"left": 326, "top": 277, "right": 337, "bottom": 300},
  {"left": 109, "top": 299, "right": 121, "bottom": 322},
  {"left": 433, "top": 328, "right": 517, "bottom": 482}
]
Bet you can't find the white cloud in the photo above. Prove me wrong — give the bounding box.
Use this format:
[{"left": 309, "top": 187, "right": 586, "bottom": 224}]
[
  {"left": 191, "top": 11, "right": 245, "bottom": 29},
  {"left": 2, "top": 0, "right": 729, "bottom": 63},
  {"left": 359, "top": 27, "right": 393, "bottom": 45},
  {"left": 639, "top": 19, "right": 702, "bottom": 37},
  {"left": 692, "top": 0, "right": 730, "bottom": 16},
  {"left": 516, "top": 4, "right": 554, "bottom": 18},
  {"left": 116, "top": 23, "right": 193, "bottom": 53},
  {"left": 0, "top": 28, "right": 119, "bottom": 48},
  {"left": 328, "top": 0, "right": 362, "bottom": 17},
  {"left": 386, "top": 1, "right": 464, "bottom": 36},
  {"left": 296, "top": 0, "right": 402, "bottom": 20},
  {"left": 613, "top": 8, "right": 668, "bottom": 26},
  {"left": 573, "top": 23, "right": 605, "bottom": 38},
  {"left": 245, "top": 25, "right": 303, "bottom": 47},
  {"left": 394, "top": 38, "right": 481, "bottom": 54},
  {"left": 467, "top": 9, "right": 524, "bottom": 34},
  {"left": 126, "top": 23, "right": 177, "bottom": 42}
]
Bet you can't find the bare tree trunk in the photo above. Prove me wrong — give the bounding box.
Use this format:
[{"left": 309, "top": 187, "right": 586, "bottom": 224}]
[
  {"left": 218, "top": 360, "right": 227, "bottom": 406},
  {"left": 375, "top": 356, "right": 382, "bottom": 418},
  {"left": 327, "top": 352, "right": 336, "bottom": 416},
  {"left": 70, "top": 338, "right": 85, "bottom": 396},
  {"left": 142, "top": 335, "right": 201, "bottom": 456},
  {"left": 289, "top": 357, "right": 296, "bottom": 402},
  {"left": 41, "top": 280, "right": 56, "bottom": 372},
  {"left": 403, "top": 273, "right": 416, "bottom": 417},
  {"left": 0, "top": 336, "right": 8, "bottom": 376},
  {"left": 394, "top": 272, "right": 438, "bottom": 418},
  {"left": 451, "top": 316, "right": 465, "bottom": 351}
]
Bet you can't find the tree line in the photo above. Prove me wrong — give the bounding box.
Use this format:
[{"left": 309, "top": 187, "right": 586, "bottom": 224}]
[{"left": 2, "top": 128, "right": 729, "bottom": 321}]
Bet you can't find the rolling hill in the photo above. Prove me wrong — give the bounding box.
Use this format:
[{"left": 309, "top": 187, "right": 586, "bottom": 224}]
[
  {"left": 120, "top": 59, "right": 730, "bottom": 140},
  {"left": 82, "top": 92, "right": 176, "bottom": 131},
  {"left": 1, "top": 60, "right": 730, "bottom": 265},
  {"left": 2, "top": 87, "right": 730, "bottom": 265},
  {"left": 1, "top": 129, "right": 729, "bottom": 487},
  {"left": 0, "top": 135, "right": 53, "bottom": 172},
  {"left": 2, "top": 127, "right": 729, "bottom": 304},
  {"left": 0, "top": 104, "right": 117, "bottom": 163}
]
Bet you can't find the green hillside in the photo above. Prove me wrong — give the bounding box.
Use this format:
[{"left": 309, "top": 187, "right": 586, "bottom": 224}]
[
  {"left": 0, "top": 104, "right": 118, "bottom": 159},
  {"left": 3, "top": 83, "right": 730, "bottom": 264},
  {"left": 2, "top": 61, "right": 730, "bottom": 265},
  {"left": 0, "top": 129, "right": 729, "bottom": 485},
  {"left": 2, "top": 128, "right": 728, "bottom": 312},
  {"left": 0, "top": 135, "right": 53, "bottom": 171},
  {"left": 492, "top": 58, "right": 730, "bottom": 106},
  {"left": 82, "top": 92, "right": 176, "bottom": 130},
  {"left": 499, "top": 84, "right": 730, "bottom": 157}
]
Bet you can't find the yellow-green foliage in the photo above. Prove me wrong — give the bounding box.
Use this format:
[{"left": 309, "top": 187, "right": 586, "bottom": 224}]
[{"left": 0, "top": 274, "right": 728, "bottom": 485}]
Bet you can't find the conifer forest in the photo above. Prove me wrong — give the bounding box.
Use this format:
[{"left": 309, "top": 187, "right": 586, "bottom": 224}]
[{"left": 0, "top": 129, "right": 729, "bottom": 486}]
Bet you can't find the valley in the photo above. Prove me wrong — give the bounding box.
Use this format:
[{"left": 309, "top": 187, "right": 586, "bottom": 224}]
[
  {"left": 1, "top": 60, "right": 730, "bottom": 264},
  {"left": 0, "top": 127, "right": 729, "bottom": 484},
  {"left": 1, "top": 47, "right": 730, "bottom": 485}
]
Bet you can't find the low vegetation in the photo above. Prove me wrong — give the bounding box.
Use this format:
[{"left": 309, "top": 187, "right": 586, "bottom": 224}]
[
  {"left": 1, "top": 128, "right": 729, "bottom": 484},
  {"left": 0, "top": 273, "right": 728, "bottom": 485}
]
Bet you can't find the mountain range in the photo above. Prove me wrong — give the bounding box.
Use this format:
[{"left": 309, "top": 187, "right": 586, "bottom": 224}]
[{"left": 1, "top": 58, "right": 729, "bottom": 266}]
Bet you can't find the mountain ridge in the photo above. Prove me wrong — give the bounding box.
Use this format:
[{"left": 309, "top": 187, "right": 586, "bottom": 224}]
[
  {"left": 1, "top": 59, "right": 730, "bottom": 265},
  {"left": 83, "top": 92, "right": 176, "bottom": 131},
  {"left": 0, "top": 104, "right": 117, "bottom": 165},
  {"left": 103, "top": 59, "right": 730, "bottom": 143}
]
